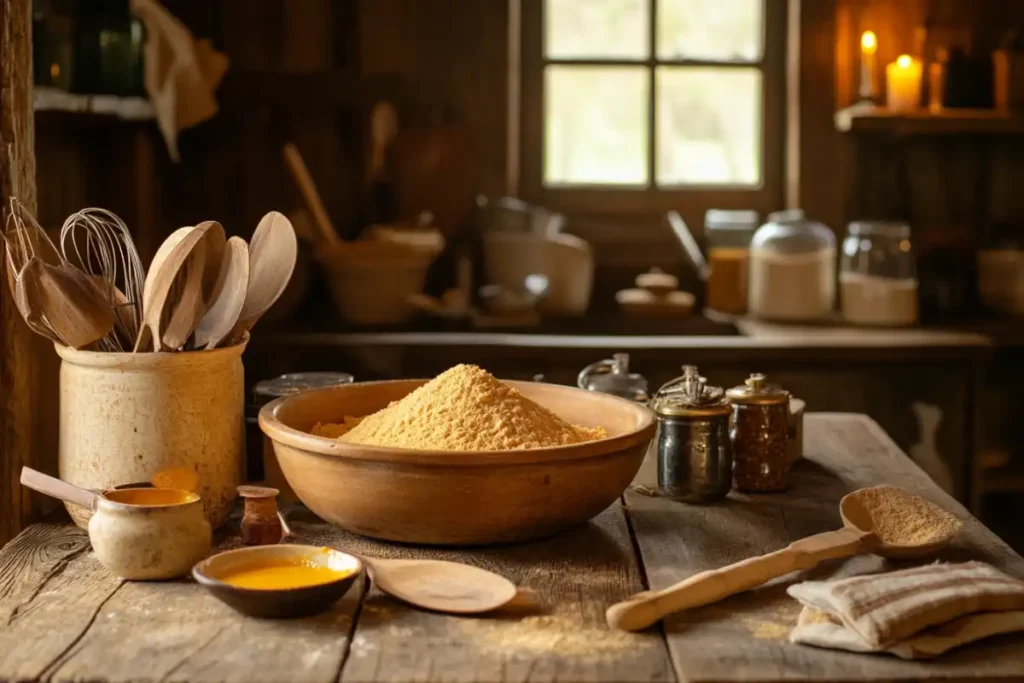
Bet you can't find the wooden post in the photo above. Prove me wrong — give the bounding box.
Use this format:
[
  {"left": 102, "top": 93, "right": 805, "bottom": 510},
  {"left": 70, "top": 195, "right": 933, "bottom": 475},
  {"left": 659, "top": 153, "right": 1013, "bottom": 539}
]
[{"left": 0, "top": 0, "right": 39, "bottom": 546}]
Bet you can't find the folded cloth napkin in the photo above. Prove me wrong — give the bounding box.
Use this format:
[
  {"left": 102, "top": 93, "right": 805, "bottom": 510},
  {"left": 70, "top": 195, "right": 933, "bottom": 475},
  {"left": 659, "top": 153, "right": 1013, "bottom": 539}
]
[{"left": 788, "top": 561, "right": 1024, "bottom": 659}]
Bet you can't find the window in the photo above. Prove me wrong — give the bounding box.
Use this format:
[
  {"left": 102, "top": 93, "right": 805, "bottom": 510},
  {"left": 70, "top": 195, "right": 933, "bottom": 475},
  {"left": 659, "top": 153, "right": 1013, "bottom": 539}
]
[{"left": 520, "top": 0, "right": 785, "bottom": 216}]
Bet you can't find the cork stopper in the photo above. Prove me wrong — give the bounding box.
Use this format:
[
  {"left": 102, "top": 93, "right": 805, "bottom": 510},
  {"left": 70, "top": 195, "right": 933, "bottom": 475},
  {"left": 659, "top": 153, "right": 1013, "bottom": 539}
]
[{"left": 237, "top": 485, "right": 283, "bottom": 545}]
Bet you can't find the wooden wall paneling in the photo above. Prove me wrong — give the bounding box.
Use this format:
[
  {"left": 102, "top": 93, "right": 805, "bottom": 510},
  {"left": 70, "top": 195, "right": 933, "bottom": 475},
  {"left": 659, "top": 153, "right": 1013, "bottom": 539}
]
[
  {"left": 0, "top": 0, "right": 39, "bottom": 545},
  {"left": 788, "top": 0, "right": 843, "bottom": 232},
  {"left": 358, "top": 0, "right": 510, "bottom": 197}
]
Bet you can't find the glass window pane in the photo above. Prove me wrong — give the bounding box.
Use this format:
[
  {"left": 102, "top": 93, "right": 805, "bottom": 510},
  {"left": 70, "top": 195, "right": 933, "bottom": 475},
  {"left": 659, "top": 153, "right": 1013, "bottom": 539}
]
[
  {"left": 545, "top": 66, "right": 649, "bottom": 186},
  {"left": 657, "top": 0, "right": 763, "bottom": 62},
  {"left": 656, "top": 67, "right": 761, "bottom": 186},
  {"left": 545, "top": 0, "right": 650, "bottom": 60}
]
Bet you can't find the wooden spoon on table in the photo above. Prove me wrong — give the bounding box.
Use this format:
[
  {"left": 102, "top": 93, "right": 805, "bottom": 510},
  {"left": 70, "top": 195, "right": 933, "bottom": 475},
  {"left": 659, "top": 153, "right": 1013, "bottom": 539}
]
[
  {"left": 193, "top": 236, "right": 250, "bottom": 349},
  {"left": 278, "top": 513, "right": 517, "bottom": 615},
  {"left": 227, "top": 211, "right": 297, "bottom": 343},
  {"left": 606, "top": 486, "right": 962, "bottom": 632}
]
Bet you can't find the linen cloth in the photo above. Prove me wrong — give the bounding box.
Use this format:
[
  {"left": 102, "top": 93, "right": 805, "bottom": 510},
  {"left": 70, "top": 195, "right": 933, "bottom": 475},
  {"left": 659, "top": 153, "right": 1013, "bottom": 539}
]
[{"left": 788, "top": 561, "right": 1024, "bottom": 659}]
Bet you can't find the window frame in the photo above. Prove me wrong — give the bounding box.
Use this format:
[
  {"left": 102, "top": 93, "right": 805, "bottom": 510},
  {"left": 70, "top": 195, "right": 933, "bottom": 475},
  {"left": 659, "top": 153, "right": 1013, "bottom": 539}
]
[{"left": 519, "top": 0, "right": 787, "bottom": 217}]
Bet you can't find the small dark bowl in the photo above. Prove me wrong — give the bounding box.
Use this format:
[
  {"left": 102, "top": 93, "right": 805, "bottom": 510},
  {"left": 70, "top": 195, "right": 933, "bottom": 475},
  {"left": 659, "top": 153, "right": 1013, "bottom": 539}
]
[{"left": 192, "top": 544, "right": 362, "bottom": 619}]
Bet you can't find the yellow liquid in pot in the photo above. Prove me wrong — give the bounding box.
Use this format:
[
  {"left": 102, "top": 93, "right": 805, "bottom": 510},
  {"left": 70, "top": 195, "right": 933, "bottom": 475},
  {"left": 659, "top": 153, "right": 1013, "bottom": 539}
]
[
  {"left": 104, "top": 488, "right": 198, "bottom": 506},
  {"left": 219, "top": 562, "right": 354, "bottom": 590}
]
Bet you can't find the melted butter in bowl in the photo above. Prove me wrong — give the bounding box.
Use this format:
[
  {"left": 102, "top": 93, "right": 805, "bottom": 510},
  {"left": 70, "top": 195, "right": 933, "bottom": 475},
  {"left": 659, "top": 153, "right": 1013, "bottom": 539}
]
[
  {"left": 218, "top": 558, "right": 357, "bottom": 591},
  {"left": 193, "top": 544, "right": 362, "bottom": 618}
]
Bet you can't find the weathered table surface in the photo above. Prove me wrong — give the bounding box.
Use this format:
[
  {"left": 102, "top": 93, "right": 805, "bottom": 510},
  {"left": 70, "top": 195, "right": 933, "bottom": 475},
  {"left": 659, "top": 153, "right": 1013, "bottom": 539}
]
[{"left": 2, "top": 414, "right": 1023, "bottom": 683}]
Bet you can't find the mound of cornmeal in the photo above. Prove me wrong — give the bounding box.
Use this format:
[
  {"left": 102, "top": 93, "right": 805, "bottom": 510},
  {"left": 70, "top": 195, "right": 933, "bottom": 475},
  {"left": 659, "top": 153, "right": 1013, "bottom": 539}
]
[{"left": 313, "top": 364, "right": 606, "bottom": 450}]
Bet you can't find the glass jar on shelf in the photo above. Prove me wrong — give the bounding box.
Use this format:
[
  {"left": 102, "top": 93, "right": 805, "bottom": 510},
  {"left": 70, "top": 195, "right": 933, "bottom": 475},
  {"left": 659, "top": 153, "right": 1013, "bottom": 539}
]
[
  {"left": 704, "top": 209, "right": 758, "bottom": 315},
  {"left": 839, "top": 221, "right": 918, "bottom": 326},
  {"left": 748, "top": 209, "right": 836, "bottom": 322}
]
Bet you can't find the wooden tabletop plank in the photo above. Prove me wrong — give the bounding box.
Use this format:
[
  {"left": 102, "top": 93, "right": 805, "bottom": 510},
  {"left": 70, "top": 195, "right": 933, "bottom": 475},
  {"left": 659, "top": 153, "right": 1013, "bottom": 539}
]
[
  {"left": 626, "top": 413, "right": 1024, "bottom": 683},
  {"left": 0, "top": 525, "right": 363, "bottom": 683},
  {"left": 284, "top": 504, "right": 674, "bottom": 683},
  {"left": 0, "top": 523, "right": 124, "bottom": 681}
]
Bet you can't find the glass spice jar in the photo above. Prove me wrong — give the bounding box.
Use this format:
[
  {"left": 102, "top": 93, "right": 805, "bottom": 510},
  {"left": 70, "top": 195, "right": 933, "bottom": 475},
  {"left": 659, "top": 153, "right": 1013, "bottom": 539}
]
[{"left": 727, "top": 373, "right": 791, "bottom": 492}]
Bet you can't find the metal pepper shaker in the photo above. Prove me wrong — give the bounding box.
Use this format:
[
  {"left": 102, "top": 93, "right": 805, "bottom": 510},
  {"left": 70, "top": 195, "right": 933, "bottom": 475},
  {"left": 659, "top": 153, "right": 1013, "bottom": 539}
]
[
  {"left": 650, "top": 365, "right": 732, "bottom": 502},
  {"left": 727, "top": 373, "right": 791, "bottom": 493}
]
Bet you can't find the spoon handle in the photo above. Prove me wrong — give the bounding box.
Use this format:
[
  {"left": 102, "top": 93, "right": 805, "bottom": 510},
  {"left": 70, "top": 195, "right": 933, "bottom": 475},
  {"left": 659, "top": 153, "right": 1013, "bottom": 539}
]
[
  {"left": 20, "top": 467, "right": 98, "bottom": 510},
  {"left": 606, "top": 527, "right": 873, "bottom": 632}
]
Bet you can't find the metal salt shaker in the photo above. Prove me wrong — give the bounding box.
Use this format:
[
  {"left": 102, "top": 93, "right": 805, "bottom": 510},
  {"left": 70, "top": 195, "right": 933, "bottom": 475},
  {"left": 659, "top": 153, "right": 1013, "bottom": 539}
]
[{"left": 651, "top": 365, "right": 732, "bottom": 502}]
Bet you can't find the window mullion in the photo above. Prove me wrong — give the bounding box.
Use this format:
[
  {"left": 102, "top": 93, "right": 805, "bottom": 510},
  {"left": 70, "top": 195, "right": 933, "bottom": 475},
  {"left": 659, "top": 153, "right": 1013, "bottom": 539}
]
[{"left": 647, "top": 0, "right": 657, "bottom": 190}]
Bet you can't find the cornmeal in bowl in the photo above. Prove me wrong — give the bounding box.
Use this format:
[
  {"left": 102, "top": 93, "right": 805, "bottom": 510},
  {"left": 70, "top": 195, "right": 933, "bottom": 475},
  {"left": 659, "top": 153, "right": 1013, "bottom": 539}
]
[{"left": 311, "top": 364, "right": 606, "bottom": 450}]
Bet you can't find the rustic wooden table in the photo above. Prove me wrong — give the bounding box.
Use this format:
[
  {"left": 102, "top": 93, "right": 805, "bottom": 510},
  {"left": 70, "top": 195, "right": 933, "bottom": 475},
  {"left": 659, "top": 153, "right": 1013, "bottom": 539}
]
[{"left": 1, "top": 414, "right": 1022, "bottom": 683}]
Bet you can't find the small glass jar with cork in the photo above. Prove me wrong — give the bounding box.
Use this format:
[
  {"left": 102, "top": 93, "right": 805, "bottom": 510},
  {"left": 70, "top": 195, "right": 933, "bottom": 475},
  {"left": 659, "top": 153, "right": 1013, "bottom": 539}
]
[{"left": 727, "top": 373, "right": 793, "bottom": 493}]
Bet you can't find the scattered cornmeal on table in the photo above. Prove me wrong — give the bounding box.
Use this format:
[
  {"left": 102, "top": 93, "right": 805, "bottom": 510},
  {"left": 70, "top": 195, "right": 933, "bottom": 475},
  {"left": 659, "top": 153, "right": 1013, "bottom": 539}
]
[{"left": 311, "top": 364, "right": 607, "bottom": 450}]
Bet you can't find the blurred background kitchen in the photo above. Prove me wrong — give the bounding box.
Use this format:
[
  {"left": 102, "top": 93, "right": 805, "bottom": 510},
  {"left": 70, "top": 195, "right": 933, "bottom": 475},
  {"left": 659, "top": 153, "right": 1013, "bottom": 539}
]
[{"left": 26, "top": 0, "right": 1024, "bottom": 544}]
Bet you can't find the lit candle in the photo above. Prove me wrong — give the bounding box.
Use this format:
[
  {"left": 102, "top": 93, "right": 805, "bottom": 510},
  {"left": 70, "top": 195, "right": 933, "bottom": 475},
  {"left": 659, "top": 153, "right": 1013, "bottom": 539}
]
[
  {"left": 886, "top": 54, "right": 923, "bottom": 111},
  {"left": 860, "top": 31, "right": 877, "bottom": 101}
]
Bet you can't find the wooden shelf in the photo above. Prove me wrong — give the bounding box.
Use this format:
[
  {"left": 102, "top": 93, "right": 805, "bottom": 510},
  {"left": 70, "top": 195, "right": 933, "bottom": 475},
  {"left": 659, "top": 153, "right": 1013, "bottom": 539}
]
[
  {"left": 835, "top": 103, "right": 1024, "bottom": 136},
  {"left": 34, "top": 87, "right": 154, "bottom": 120}
]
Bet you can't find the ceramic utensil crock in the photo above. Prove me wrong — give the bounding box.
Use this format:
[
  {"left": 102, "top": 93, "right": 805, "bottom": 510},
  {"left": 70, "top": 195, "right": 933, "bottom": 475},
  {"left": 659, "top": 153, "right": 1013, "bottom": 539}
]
[{"left": 57, "top": 339, "right": 247, "bottom": 530}]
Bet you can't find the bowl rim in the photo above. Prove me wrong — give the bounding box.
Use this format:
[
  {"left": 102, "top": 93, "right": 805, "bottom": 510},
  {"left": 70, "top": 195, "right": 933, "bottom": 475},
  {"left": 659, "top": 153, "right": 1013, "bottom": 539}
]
[
  {"left": 258, "top": 378, "right": 656, "bottom": 466},
  {"left": 192, "top": 544, "right": 363, "bottom": 596}
]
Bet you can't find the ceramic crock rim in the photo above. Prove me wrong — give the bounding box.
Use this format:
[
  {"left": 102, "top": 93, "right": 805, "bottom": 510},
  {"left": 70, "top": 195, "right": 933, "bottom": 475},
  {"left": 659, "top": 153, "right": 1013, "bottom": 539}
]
[
  {"left": 191, "top": 544, "right": 364, "bottom": 595},
  {"left": 258, "top": 378, "right": 657, "bottom": 466},
  {"left": 55, "top": 333, "right": 249, "bottom": 367}
]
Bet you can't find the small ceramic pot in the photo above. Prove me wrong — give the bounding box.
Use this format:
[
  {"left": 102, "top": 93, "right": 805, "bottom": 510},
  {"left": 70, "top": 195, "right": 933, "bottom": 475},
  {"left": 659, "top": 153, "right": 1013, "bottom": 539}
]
[{"left": 89, "top": 489, "right": 212, "bottom": 580}]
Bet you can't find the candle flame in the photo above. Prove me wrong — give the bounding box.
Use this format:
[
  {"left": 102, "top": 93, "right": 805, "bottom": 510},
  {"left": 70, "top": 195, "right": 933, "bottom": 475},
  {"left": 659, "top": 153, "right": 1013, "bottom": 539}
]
[
  {"left": 897, "top": 54, "right": 912, "bottom": 68},
  {"left": 861, "top": 31, "right": 877, "bottom": 55}
]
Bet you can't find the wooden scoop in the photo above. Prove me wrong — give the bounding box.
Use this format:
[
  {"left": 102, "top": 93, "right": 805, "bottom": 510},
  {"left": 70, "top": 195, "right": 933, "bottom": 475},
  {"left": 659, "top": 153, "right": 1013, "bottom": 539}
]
[
  {"left": 278, "top": 513, "right": 517, "bottom": 614},
  {"left": 606, "top": 486, "right": 961, "bottom": 632}
]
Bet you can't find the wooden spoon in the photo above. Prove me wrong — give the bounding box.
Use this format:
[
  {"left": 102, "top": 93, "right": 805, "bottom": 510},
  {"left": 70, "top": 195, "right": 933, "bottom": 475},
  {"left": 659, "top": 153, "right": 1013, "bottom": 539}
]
[
  {"left": 135, "top": 225, "right": 208, "bottom": 352},
  {"left": 282, "top": 143, "right": 342, "bottom": 245},
  {"left": 162, "top": 221, "right": 222, "bottom": 350},
  {"left": 193, "top": 236, "right": 250, "bottom": 349},
  {"left": 606, "top": 486, "right": 961, "bottom": 632},
  {"left": 278, "top": 513, "right": 516, "bottom": 614},
  {"left": 228, "top": 211, "right": 297, "bottom": 342}
]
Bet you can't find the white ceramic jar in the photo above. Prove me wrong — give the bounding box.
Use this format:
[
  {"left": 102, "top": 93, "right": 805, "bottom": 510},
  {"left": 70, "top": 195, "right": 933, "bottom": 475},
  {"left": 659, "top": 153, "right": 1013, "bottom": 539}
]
[{"left": 57, "top": 341, "right": 246, "bottom": 529}]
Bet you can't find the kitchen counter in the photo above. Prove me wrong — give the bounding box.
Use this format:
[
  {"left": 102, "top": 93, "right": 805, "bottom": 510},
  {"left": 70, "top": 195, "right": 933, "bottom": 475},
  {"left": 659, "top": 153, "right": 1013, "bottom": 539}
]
[{"left": 2, "top": 415, "right": 1023, "bottom": 682}]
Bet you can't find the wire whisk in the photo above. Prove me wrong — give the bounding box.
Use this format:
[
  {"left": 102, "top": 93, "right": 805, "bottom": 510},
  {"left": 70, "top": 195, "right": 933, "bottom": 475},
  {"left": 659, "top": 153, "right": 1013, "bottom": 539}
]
[{"left": 60, "top": 208, "right": 146, "bottom": 352}]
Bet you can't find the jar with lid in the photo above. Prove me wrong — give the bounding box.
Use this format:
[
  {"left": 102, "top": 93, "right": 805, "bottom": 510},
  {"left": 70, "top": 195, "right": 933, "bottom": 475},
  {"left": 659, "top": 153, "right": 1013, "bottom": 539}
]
[
  {"left": 727, "top": 373, "right": 792, "bottom": 493},
  {"left": 705, "top": 209, "right": 759, "bottom": 315},
  {"left": 650, "top": 365, "right": 732, "bottom": 502},
  {"left": 748, "top": 210, "right": 836, "bottom": 322},
  {"left": 577, "top": 353, "right": 649, "bottom": 402},
  {"left": 840, "top": 221, "right": 918, "bottom": 326},
  {"left": 247, "top": 372, "right": 354, "bottom": 493}
]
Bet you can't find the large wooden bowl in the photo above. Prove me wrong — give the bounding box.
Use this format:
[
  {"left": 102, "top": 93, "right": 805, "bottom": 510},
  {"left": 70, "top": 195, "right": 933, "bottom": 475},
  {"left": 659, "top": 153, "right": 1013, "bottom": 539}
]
[{"left": 259, "top": 380, "right": 655, "bottom": 545}]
